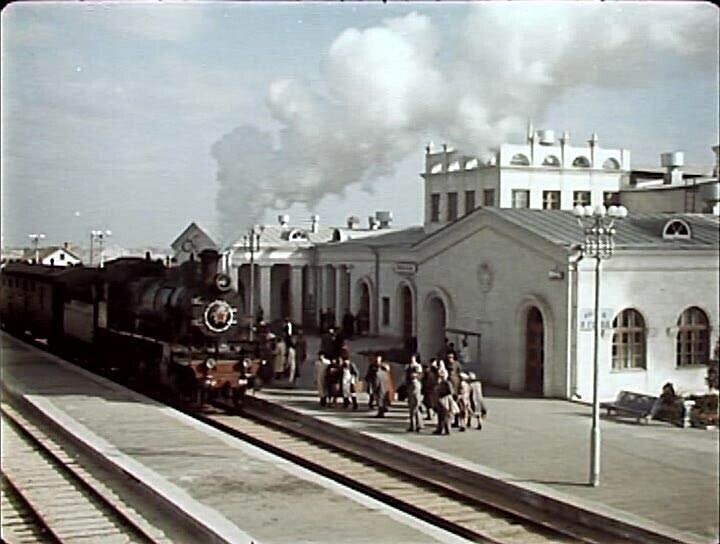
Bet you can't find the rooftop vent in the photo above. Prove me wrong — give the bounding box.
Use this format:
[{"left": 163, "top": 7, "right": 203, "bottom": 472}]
[
  {"left": 536, "top": 129, "right": 555, "bottom": 145},
  {"left": 368, "top": 216, "right": 379, "bottom": 230},
  {"left": 375, "top": 211, "right": 393, "bottom": 228},
  {"left": 661, "top": 152, "right": 684, "bottom": 185},
  {"left": 278, "top": 214, "right": 290, "bottom": 227},
  {"left": 346, "top": 216, "right": 360, "bottom": 230}
]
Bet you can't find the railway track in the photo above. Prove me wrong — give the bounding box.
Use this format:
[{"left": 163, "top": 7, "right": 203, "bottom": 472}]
[
  {"left": 0, "top": 402, "right": 171, "bottom": 544},
  {"left": 200, "top": 402, "right": 616, "bottom": 544}
]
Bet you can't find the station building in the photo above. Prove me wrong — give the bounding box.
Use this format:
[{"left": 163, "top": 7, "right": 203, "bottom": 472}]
[{"left": 174, "top": 130, "right": 719, "bottom": 400}]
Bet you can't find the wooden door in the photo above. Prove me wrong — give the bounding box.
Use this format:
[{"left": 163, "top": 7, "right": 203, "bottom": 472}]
[{"left": 525, "top": 307, "right": 544, "bottom": 395}]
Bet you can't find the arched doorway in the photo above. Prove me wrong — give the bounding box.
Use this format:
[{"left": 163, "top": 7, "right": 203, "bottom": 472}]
[
  {"left": 400, "top": 285, "right": 413, "bottom": 340},
  {"left": 525, "top": 307, "right": 544, "bottom": 394},
  {"left": 426, "top": 296, "right": 446, "bottom": 358}
]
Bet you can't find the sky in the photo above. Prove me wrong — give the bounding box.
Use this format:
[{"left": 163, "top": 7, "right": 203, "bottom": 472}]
[{"left": 1, "top": 1, "right": 718, "bottom": 249}]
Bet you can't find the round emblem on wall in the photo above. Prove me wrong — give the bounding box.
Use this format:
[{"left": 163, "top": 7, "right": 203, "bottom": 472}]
[{"left": 478, "top": 262, "right": 494, "bottom": 293}]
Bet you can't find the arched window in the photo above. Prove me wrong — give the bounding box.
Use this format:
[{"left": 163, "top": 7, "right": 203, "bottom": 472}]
[
  {"left": 662, "top": 219, "right": 691, "bottom": 240},
  {"left": 287, "top": 229, "right": 308, "bottom": 241},
  {"left": 602, "top": 158, "right": 620, "bottom": 170},
  {"left": 676, "top": 307, "right": 710, "bottom": 366},
  {"left": 510, "top": 153, "right": 530, "bottom": 166},
  {"left": 612, "top": 309, "right": 646, "bottom": 370},
  {"left": 573, "top": 156, "right": 590, "bottom": 168},
  {"left": 542, "top": 155, "right": 560, "bottom": 167}
]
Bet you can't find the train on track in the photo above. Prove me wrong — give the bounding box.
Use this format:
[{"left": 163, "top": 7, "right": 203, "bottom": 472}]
[{"left": 0, "top": 250, "right": 272, "bottom": 407}]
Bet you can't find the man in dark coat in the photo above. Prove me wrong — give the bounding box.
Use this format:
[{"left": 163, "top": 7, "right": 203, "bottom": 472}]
[
  {"left": 365, "top": 354, "right": 381, "bottom": 410},
  {"left": 374, "top": 360, "right": 391, "bottom": 418},
  {"left": 342, "top": 309, "right": 355, "bottom": 339}
]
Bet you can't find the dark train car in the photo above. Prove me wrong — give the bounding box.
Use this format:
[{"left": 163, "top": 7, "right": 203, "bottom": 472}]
[{"left": 1, "top": 262, "right": 68, "bottom": 342}]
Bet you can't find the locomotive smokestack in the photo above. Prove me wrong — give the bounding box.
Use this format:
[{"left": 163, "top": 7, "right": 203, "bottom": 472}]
[{"left": 199, "top": 249, "right": 220, "bottom": 286}]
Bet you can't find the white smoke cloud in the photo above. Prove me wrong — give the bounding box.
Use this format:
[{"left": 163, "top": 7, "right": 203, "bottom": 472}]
[{"left": 213, "top": 3, "right": 716, "bottom": 239}]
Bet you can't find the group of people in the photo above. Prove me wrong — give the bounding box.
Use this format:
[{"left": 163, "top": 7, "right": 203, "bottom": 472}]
[
  {"left": 405, "top": 353, "right": 487, "bottom": 435},
  {"left": 312, "top": 347, "right": 488, "bottom": 436},
  {"left": 319, "top": 308, "right": 370, "bottom": 337},
  {"left": 267, "top": 318, "right": 307, "bottom": 387}
]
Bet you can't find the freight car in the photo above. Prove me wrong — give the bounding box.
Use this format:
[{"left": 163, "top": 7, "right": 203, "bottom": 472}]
[{"left": 0, "top": 250, "right": 266, "bottom": 407}]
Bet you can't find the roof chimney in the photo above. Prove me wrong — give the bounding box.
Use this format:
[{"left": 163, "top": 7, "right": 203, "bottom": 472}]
[
  {"left": 375, "top": 211, "right": 393, "bottom": 229},
  {"left": 661, "top": 151, "right": 684, "bottom": 185},
  {"left": 310, "top": 215, "right": 319, "bottom": 234},
  {"left": 368, "top": 216, "right": 379, "bottom": 230},
  {"left": 278, "top": 214, "right": 290, "bottom": 227},
  {"left": 63, "top": 241, "right": 70, "bottom": 250},
  {"left": 346, "top": 216, "right": 359, "bottom": 230}
]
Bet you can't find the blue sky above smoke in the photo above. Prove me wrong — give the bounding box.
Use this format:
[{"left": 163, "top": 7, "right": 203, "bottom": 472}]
[{"left": 1, "top": 2, "right": 717, "bottom": 248}]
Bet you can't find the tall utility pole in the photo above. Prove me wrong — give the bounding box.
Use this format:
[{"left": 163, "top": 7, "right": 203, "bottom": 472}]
[
  {"left": 242, "top": 226, "right": 263, "bottom": 340},
  {"left": 90, "top": 230, "right": 112, "bottom": 267},
  {"left": 28, "top": 233, "right": 46, "bottom": 263},
  {"left": 573, "top": 203, "right": 627, "bottom": 487}
]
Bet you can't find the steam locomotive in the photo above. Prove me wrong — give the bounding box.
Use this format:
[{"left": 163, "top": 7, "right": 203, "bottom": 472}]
[{"left": 0, "top": 249, "right": 266, "bottom": 407}]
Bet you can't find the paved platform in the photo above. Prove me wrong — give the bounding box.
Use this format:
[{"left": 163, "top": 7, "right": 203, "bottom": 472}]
[
  {"left": 268, "top": 334, "right": 720, "bottom": 543},
  {"left": 0, "top": 332, "right": 473, "bottom": 544}
]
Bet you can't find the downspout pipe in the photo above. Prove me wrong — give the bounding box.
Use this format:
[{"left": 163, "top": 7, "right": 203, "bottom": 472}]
[{"left": 566, "top": 245, "right": 584, "bottom": 399}]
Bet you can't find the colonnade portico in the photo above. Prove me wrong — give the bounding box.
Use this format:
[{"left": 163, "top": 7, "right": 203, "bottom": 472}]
[{"left": 233, "top": 259, "right": 358, "bottom": 330}]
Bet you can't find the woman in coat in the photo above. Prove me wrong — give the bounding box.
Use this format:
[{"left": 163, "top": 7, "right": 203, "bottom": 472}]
[
  {"left": 434, "top": 368, "right": 455, "bottom": 435},
  {"left": 406, "top": 356, "right": 424, "bottom": 432}
]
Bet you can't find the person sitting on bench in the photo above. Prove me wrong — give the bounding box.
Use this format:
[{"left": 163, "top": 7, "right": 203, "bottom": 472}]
[{"left": 650, "top": 382, "right": 677, "bottom": 420}]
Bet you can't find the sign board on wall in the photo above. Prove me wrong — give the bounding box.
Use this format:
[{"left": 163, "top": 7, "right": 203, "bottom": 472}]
[
  {"left": 579, "top": 308, "right": 613, "bottom": 331},
  {"left": 394, "top": 262, "right": 417, "bottom": 275}
]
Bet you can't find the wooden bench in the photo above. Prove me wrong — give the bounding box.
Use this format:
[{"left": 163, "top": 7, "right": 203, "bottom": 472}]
[{"left": 601, "top": 391, "right": 658, "bottom": 424}]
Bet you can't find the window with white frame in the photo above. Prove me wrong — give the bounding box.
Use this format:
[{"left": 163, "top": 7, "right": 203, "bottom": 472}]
[
  {"left": 542, "top": 191, "right": 560, "bottom": 210},
  {"left": 662, "top": 219, "right": 691, "bottom": 240},
  {"left": 573, "top": 191, "right": 591, "bottom": 206},
  {"left": 612, "top": 309, "right": 646, "bottom": 370},
  {"left": 676, "top": 307, "right": 709, "bottom": 366},
  {"left": 512, "top": 190, "right": 530, "bottom": 209}
]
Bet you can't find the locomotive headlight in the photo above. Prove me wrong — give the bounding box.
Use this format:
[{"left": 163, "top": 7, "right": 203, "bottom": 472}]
[
  {"left": 237, "top": 378, "right": 249, "bottom": 386},
  {"left": 205, "top": 357, "right": 217, "bottom": 370},
  {"left": 203, "top": 300, "right": 234, "bottom": 333},
  {"left": 214, "top": 273, "right": 232, "bottom": 292}
]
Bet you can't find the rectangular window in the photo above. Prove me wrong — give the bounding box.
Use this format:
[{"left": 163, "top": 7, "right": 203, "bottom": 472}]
[
  {"left": 573, "top": 191, "right": 591, "bottom": 206},
  {"left": 604, "top": 191, "right": 621, "bottom": 206},
  {"left": 447, "top": 192, "right": 458, "bottom": 222},
  {"left": 512, "top": 190, "right": 530, "bottom": 209},
  {"left": 382, "top": 297, "right": 390, "bottom": 326},
  {"left": 483, "top": 189, "right": 495, "bottom": 207},
  {"left": 464, "top": 191, "right": 475, "bottom": 215},
  {"left": 430, "top": 194, "right": 440, "bottom": 223},
  {"left": 542, "top": 191, "right": 561, "bottom": 210}
]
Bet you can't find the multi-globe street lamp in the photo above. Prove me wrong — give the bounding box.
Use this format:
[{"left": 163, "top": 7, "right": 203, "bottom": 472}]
[
  {"left": 573, "top": 203, "right": 628, "bottom": 487},
  {"left": 28, "top": 233, "right": 46, "bottom": 263},
  {"left": 242, "top": 226, "right": 264, "bottom": 340},
  {"left": 89, "top": 230, "right": 112, "bottom": 267}
]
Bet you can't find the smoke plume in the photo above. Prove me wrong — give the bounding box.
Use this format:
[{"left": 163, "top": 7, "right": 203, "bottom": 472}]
[{"left": 213, "top": 3, "right": 716, "bottom": 239}]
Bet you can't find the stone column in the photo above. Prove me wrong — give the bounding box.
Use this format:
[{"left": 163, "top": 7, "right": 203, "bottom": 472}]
[
  {"left": 290, "top": 265, "right": 304, "bottom": 325},
  {"left": 334, "top": 266, "right": 344, "bottom": 323},
  {"left": 257, "top": 265, "right": 271, "bottom": 322}
]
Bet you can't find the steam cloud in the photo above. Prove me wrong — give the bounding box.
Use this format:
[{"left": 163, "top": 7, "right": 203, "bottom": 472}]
[{"left": 212, "top": 4, "right": 716, "bottom": 239}]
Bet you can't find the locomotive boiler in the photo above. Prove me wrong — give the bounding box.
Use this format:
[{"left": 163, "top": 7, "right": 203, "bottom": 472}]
[{"left": 98, "top": 249, "right": 255, "bottom": 404}]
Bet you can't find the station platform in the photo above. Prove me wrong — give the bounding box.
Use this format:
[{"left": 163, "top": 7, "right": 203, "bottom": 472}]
[
  {"left": 265, "top": 334, "right": 720, "bottom": 544},
  {"left": 0, "top": 331, "right": 472, "bottom": 544}
]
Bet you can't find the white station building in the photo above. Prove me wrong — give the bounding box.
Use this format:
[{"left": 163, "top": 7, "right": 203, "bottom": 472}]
[{"left": 175, "top": 130, "right": 719, "bottom": 400}]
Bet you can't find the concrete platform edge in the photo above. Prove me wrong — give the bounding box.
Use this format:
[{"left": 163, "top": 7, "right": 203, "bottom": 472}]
[
  {"left": 0, "top": 355, "right": 260, "bottom": 544},
  {"left": 249, "top": 393, "right": 706, "bottom": 544}
]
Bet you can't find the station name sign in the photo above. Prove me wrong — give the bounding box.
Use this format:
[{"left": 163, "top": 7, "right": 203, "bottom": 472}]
[
  {"left": 394, "top": 262, "right": 417, "bottom": 275},
  {"left": 579, "top": 308, "right": 613, "bottom": 331}
]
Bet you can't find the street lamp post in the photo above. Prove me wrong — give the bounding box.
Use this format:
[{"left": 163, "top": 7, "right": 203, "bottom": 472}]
[
  {"left": 28, "top": 233, "right": 46, "bottom": 263},
  {"left": 90, "top": 230, "right": 112, "bottom": 267},
  {"left": 242, "top": 226, "right": 264, "bottom": 340},
  {"left": 573, "top": 203, "right": 627, "bottom": 487}
]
